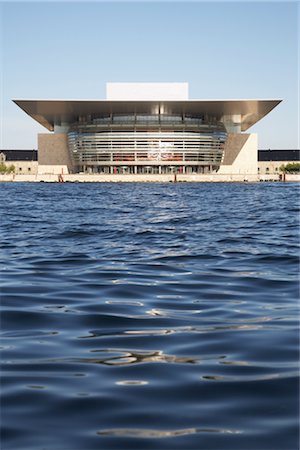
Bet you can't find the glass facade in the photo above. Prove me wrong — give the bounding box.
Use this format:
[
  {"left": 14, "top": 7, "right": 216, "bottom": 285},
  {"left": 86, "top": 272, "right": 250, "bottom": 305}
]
[{"left": 68, "top": 113, "right": 227, "bottom": 174}]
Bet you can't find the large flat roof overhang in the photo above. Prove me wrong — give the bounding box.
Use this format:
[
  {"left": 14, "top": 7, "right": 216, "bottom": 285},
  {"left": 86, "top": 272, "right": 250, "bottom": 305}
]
[{"left": 13, "top": 99, "right": 282, "bottom": 132}]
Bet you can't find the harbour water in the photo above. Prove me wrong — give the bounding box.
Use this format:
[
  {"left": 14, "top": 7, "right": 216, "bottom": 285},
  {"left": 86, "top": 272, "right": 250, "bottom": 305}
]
[{"left": 1, "top": 182, "right": 299, "bottom": 450}]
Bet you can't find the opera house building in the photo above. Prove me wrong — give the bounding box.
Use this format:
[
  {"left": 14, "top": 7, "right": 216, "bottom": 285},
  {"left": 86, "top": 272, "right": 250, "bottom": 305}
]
[{"left": 14, "top": 83, "right": 281, "bottom": 176}]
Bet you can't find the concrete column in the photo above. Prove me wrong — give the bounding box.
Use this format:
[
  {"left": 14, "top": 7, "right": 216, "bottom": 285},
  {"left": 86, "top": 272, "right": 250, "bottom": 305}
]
[
  {"left": 221, "top": 114, "right": 241, "bottom": 133},
  {"left": 54, "top": 123, "right": 70, "bottom": 134}
]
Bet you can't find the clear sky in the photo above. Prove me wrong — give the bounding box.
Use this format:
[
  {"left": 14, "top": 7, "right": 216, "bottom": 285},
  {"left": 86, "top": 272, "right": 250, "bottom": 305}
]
[{"left": 1, "top": 1, "right": 299, "bottom": 149}]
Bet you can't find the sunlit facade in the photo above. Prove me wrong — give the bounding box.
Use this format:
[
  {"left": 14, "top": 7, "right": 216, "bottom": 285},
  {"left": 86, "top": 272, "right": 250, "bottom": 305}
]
[{"left": 14, "top": 83, "right": 281, "bottom": 176}]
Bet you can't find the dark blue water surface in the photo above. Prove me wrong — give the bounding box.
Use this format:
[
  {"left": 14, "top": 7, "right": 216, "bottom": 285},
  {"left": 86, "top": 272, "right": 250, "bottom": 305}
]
[{"left": 1, "top": 182, "right": 299, "bottom": 450}]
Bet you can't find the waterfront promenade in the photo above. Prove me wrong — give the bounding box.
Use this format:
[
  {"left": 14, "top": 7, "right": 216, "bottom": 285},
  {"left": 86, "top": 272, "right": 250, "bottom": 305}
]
[{"left": 0, "top": 173, "right": 299, "bottom": 183}]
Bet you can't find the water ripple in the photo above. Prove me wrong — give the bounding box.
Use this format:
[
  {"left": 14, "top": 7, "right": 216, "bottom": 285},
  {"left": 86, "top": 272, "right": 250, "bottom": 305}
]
[{"left": 1, "top": 182, "right": 299, "bottom": 450}]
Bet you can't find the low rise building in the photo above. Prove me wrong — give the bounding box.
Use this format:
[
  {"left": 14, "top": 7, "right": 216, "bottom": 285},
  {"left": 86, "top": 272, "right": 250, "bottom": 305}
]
[
  {"left": 258, "top": 150, "right": 300, "bottom": 175},
  {"left": 0, "top": 150, "right": 38, "bottom": 174}
]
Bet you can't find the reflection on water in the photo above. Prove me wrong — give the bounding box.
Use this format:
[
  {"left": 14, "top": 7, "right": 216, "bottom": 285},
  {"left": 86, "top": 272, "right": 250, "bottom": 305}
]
[
  {"left": 115, "top": 380, "right": 149, "bottom": 385},
  {"left": 26, "top": 385, "right": 46, "bottom": 390},
  {"left": 97, "top": 427, "right": 242, "bottom": 437},
  {"left": 88, "top": 349, "right": 199, "bottom": 365},
  {"left": 201, "top": 372, "right": 297, "bottom": 382},
  {"left": 1, "top": 182, "right": 299, "bottom": 450}
]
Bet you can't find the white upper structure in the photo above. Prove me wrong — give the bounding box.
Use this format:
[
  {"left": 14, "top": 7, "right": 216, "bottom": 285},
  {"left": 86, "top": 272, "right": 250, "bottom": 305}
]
[{"left": 106, "top": 82, "right": 189, "bottom": 101}]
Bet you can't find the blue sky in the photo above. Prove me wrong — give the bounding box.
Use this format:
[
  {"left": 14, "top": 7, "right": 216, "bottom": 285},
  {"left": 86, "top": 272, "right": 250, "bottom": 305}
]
[{"left": 1, "top": 1, "right": 299, "bottom": 149}]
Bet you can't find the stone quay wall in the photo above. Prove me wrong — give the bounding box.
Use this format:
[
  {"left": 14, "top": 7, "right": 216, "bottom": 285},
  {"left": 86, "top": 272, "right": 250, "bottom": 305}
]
[{"left": 1, "top": 173, "right": 299, "bottom": 183}]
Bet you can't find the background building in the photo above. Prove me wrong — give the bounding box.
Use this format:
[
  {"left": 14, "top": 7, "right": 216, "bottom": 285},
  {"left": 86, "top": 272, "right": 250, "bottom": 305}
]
[
  {"left": 258, "top": 149, "right": 300, "bottom": 175},
  {"left": 0, "top": 150, "right": 38, "bottom": 174},
  {"left": 13, "top": 83, "right": 281, "bottom": 176}
]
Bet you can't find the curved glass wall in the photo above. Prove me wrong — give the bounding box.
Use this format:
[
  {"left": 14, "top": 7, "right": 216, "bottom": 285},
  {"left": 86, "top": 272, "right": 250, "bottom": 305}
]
[{"left": 68, "top": 114, "right": 227, "bottom": 173}]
